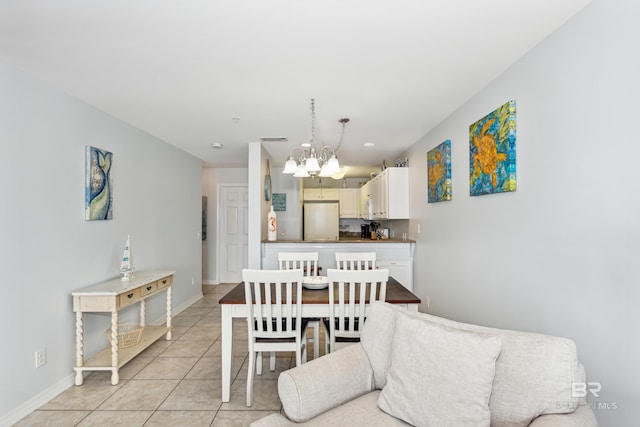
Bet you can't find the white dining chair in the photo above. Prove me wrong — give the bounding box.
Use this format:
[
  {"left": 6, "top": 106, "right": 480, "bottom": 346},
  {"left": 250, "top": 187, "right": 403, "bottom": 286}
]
[
  {"left": 335, "top": 252, "right": 377, "bottom": 270},
  {"left": 325, "top": 268, "right": 389, "bottom": 354},
  {"left": 242, "top": 268, "right": 308, "bottom": 407},
  {"left": 278, "top": 252, "right": 321, "bottom": 359}
]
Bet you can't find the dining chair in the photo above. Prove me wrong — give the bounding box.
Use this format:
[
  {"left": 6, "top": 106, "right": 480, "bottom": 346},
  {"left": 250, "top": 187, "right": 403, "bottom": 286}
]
[
  {"left": 242, "top": 268, "right": 308, "bottom": 407},
  {"left": 335, "top": 252, "right": 377, "bottom": 270},
  {"left": 324, "top": 268, "right": 389, "bottom": 354},
  {"left": 278, "top": 252, "right": 321, "bottom": 360}
]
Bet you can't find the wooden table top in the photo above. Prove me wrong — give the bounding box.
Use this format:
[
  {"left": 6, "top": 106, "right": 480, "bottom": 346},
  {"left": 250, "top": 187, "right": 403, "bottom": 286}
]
[{"left": 219, "top": 276, "right": 421, "bottom": 305}]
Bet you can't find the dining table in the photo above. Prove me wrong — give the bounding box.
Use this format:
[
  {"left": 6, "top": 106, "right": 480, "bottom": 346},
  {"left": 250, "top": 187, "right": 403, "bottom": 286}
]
[{"left": 218, "top": 276, "right": 421, "bottom": 402}]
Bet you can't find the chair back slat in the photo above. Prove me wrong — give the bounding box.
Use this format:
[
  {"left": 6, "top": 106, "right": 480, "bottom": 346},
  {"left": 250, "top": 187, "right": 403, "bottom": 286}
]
[
  {"left": 335, "top": 252, "right": 376, "bottom": 270},
  {"left": 242, "top": 269, "right": 303, "bottom": 339},
  {"left": 278, "top": 252, "right": 320, "bottom": 276},
  {"left": 327, "top": 268, "right": 389, "bottom": 350},
  {"left": 242, "top": 268, "right": 307, "bottom": 407}
]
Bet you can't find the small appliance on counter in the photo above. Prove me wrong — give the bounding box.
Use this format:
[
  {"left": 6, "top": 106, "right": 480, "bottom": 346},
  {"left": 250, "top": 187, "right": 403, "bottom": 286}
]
[
  {"left": 360, "top": 224, "right": 370, "bottom": 239},
  {"left": 369, "top": 221, "right": 380, "bottom": 239}
]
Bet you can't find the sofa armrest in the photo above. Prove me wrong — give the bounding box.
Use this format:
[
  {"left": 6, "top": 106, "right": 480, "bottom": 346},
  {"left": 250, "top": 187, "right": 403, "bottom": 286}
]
[
  {"left": 278, "top": 343, "right": 374, "bottom": 422},
  {"left": 529, "top": 403, "right": 597, "bottom": 427}
]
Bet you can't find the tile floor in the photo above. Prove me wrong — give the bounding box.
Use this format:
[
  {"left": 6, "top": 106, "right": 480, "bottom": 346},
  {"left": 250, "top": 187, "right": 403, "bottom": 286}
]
[{"left": 15, "top": 284, "right": 324, "bottom": 427}]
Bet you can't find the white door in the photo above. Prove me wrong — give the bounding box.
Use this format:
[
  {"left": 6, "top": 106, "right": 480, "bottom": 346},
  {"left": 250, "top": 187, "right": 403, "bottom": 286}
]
[{"left": 218, "top": 185, "right": 248, "bottom": 283}]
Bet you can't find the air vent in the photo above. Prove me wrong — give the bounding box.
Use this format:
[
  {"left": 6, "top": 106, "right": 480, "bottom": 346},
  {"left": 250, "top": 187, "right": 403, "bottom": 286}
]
[{"left": 260, "top": 137, "right": 288, "bottom": 142}]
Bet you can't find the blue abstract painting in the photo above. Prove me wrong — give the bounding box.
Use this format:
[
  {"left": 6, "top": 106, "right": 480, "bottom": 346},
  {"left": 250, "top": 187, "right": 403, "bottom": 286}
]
[
  {"left": 85, "top": 146, "right": 113, "bottom": 220},
  {"left": 427, "top": 140, "right": 452, "bottom": 203},
  {"left": 469, "top": 100, "right": 516, "bottom": 196}
]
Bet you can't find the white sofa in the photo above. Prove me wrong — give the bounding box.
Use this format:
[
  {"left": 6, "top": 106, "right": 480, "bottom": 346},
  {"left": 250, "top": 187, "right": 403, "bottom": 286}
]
[{"left": 251, "top": 302, "right": 597, "bottom": 427}]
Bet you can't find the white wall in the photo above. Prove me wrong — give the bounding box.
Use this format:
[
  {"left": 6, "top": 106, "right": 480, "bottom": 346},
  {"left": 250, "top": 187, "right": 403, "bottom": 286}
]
[
  {"left": 270, "top": 167, "right": 302, "bottom": 240},
  {"left": 406, "top": 0, "right": 638, "bottom": 425},
  {"left": 201, "top": 167, "right": 248, "bottom": 283},
  {"left": 0, "top": 59, "right": 203, "bottom": 424}
]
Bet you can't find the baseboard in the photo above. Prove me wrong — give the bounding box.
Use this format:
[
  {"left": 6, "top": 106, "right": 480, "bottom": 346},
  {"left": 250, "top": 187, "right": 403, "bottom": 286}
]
[
  {"left": 202, "top": 279, "right": 218, "bottom": 285},
  {"left": 1, "top": 292, "right": 204, "bottom": 427},
  {"left": 0, "top": 373, "right": 75, "bottom": 427}
]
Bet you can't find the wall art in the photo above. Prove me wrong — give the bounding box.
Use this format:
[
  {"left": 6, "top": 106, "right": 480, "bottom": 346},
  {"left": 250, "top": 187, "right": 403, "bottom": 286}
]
[
  {"left": 469, "top": 100, "right": 516, "bottom": 196},
  {"left": 427, "top": 139, "right": 452, "bottom": 203},
  {"left": 85, "top": 146, "right": 113, "bottom": 220},
  {"left": 202, "top": 196, "right": 208, "bottom": 240},
  {"left": 272, "top": 193, "right": 286, "bottom": 211}
]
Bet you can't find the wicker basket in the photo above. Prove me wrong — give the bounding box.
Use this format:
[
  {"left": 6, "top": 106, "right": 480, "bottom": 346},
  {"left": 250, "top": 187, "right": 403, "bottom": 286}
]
[{"left": 105, "top": 323, "right": 144, "bottom": 348}]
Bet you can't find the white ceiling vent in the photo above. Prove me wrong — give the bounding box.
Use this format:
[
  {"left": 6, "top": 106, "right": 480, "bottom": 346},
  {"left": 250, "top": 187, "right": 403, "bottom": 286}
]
[{"left": 260, "top": 137, "right": 288, "bottom": 142}]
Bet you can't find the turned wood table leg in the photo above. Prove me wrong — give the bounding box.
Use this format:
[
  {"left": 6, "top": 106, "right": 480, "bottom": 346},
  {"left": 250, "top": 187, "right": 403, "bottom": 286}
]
[
  {"left": 140, "top": 299, "right": 146, "bottom": 327},
  {"left": 75, "top": 311, "right": 84, "bottom": 386},
  {"left": 110, "top": 310, "right": 119, "bottom": 385},
  {"left": 166, "top": 286, "right": 172, "bottom": 340}
]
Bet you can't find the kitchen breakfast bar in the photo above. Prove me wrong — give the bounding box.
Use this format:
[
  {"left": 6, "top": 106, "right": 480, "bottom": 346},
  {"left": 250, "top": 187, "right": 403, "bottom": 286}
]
[{"left": 261, "top": 239, "right": 416, "bottom": 291}]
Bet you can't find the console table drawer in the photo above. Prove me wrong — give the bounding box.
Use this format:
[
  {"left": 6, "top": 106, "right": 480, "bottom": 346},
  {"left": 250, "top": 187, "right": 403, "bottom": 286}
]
[
  {"left": 157, "top": 276, "right": 172, "bottom": 290},
  {"left": 118, "top": 288, "right": 141, "bottom": 308},
  {"left": 140, "top": 281, "right": 157, "bottom": 297}
]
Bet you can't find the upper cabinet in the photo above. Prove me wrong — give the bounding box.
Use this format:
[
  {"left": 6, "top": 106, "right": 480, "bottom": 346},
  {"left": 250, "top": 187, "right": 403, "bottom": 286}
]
[
  {"left": 366, "top": 167, "right": 409, "bottom": 220},
  {"left": 303, "top": 188, "right": 339, "bottom": 201},
  {"left": 304, "top": 188, "right": 359, "bottom": 218},
  {"left": 338, "top": 188, "right": 359, "bottom": 218}
]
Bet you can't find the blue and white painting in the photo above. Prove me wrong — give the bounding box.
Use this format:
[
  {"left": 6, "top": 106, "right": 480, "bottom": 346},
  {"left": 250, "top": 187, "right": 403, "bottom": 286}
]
[{"left": 85, "top": 146, "right": 113, "bottom": 220}]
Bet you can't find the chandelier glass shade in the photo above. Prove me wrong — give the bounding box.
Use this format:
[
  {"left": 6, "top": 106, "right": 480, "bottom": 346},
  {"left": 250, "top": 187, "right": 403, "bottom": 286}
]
[{"left": 282, "top": 99, "right": 348, "bottom": 179}]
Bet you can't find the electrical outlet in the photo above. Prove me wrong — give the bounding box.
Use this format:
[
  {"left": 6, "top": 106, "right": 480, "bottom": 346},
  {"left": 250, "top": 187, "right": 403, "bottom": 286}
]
[
  {"left": 417, "top": 223, "right": 421, "bottom": 234},
  {"left": 35, "top": 348, "right": 46, "bottom": 368}
]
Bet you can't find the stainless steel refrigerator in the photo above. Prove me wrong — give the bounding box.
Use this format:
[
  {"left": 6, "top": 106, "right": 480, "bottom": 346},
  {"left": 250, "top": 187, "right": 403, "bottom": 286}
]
[{"left": 303, "top": 201, "right": 340, "bottom": 241}]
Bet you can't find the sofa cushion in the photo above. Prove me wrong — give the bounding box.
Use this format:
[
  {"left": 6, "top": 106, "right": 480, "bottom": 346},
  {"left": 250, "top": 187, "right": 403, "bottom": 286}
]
[
  {"left": 278, "top": 343, "right": 375, "bottom": 422},
  {"left": 378, "top": 314, "right": 502, "bottom": 427},
  {"left": 361, "top": 302, "right": 584, "bottom": 426},
  {"left": 251, "top": 391, "right": 410, "bottom": 427}
]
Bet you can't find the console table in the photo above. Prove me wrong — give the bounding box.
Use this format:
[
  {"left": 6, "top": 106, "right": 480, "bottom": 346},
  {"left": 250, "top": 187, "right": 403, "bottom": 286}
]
[{"left": 71, "top": 270, "right": 175, "bottom": 385}]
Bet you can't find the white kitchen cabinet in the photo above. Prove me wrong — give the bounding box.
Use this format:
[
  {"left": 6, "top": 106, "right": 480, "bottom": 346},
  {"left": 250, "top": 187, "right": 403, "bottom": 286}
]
[
  {"left": 359, "top": 181, "right": 373, "bottom": 220},
  {"left": 369, "top": 167, "right": 409, "bottom": 219},
  {"left": 338, "top": 188, "right": 359, "bottom": 218},
  {"left": 303, "top": 188, "right": 339, "bottom": 201}
]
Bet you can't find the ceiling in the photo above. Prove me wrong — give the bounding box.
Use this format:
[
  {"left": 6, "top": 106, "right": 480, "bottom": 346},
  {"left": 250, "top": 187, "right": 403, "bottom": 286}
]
[{"left": 0, "top": 0, "right": 590, "bottom": 177}]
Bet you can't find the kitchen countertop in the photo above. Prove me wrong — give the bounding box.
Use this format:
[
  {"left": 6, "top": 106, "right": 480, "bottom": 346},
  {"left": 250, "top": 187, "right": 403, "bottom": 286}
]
[{"left": 262, "top": 239, "right": 415, "bottom": 244}]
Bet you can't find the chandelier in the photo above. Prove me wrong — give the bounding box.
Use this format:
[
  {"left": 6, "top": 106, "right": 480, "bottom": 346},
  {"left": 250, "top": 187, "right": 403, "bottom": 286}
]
[{"left": 282, "top": 99, "right": 349, "bottom": 178}]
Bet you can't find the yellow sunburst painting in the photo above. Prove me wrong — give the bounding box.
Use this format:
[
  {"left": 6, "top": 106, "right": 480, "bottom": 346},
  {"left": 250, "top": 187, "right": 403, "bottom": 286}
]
[{"left": 469, "top": 100, "right": 516, "bottom": 196}]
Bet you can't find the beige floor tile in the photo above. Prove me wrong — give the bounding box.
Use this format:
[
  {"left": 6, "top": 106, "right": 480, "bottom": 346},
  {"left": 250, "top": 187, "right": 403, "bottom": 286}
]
[
  {"left": 190, "top": 296, "right": 221, "bottom": 308},
  {"left": 158, "top": 340, "right": 212, "bottom": 358},
  {"left": 144, "top": 410, "right": 217, "bottom": 427},
  {"left": 186, "top": 356, "right": 245, "bottom": 380},
  {"left": 158, "top": 379, "right": 222, "bottom": 411},
  {"left": 75, "top": 410, "right": 153, "bottom": 427},
  {"left": 212, "top": 410, "right": 279, "bottom": 427},
  {"left": 171, "top": 315, "right": 202, "bottom": 328},
  {"left": 179, "top": 307, "right": 213, "bottom": 317},
  {"left": 40, "top": 379, "right": 125, "bottom": 410},
  {"left": 138, "top": 339, "right": 174, "bottom": 357},
  {"left": 194, "top": 315, "right": 220, "bottom": 327},
  {"left": 205, "top": 339, "right": 249, "bottom": 358},
  {"left": 167, "top": 326, "right": 189, "bottom": 340},
  {"left": 13, "top": 410, "right": 90, "bottom": 427},
  {"left": 222, "top": 379, "right": 281, "bottom": 411},
  {"left": 179, "top": 325, "right": 221, "bottom": 341},
  {"left": 87, "top": 357, "right": 153, "bottom": 380},
  {"left": 134, "top": 356, "right": 199, "bottom": 379},
  {"left": 98, "top": 379, "right": 179, "bottom": 410},
  {"left": 236, "top": 355, "right": 293, "bottom": 380}
]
